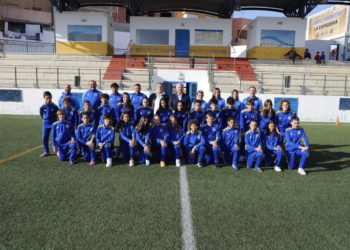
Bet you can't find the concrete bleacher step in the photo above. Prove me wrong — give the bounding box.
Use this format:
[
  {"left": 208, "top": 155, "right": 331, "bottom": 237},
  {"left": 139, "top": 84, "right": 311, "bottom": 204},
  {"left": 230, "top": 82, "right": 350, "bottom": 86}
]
[
  {"left": 0, "top": 60, "right": 111, "bottom": 68},
  {"left": 153, "top": 62, "right": 209, "bottom": 69},
  {"left": 2, "top": 53, "right": 113, "bottom": 61}
]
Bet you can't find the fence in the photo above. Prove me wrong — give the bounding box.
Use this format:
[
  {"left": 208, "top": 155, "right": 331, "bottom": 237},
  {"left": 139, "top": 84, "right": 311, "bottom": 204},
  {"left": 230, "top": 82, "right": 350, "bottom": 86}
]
[{"left": 0, "top": 39, "right": 55, "bottom": 54}]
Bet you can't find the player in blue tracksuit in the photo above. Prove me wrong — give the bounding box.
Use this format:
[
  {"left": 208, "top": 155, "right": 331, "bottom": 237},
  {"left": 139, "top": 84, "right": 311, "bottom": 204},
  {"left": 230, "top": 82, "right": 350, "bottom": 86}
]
[
  {"left": 276, "top": 99, "right": 297, "bottom": 145},
  {"left": 191, "top": 90, "right": 207, "bottom": 110},
  {"left": 173, "top": 100, "right": 189, "bottom": 132},
  {"left": 82, "top": 80, "right": 102, "bottom": 111},
  {"left": 263, "top": 120, "right": 283, "bottom": 172},
  {"left": 231, "top": 89, "right": 244, "bottom": 113},
  {"left": 221, "top": 116, "right": 240, "bottom": 170},
  {"left": 118, "top": 112, "right": 136, "bottom": 166},
  {"left": 285, "top": 117, "right": 309, "bottom": 175},
  {"left": 57, "top": 89, "right": 80, "bottom": 110},
  {"left": 134, "top": 115, "right": 152, "bottom": 165},
  {"left": 116, "top": 92, "right": 134, "bottom": 123},
  {"left": 259, "top": 99, "right": 276, "bottom": 133},
  {"left": 184, "top": 119, "right": 206, "bottom": 167},
  {"left": 206, "top": 88, "right": 226, "bottom": 109},
  {"left": 130, "top": 84, "right": 147, "bottom": 120},
  {"left": 96, "top": 114, "right": 115, "bottom": 167},
  {"left": 245, "top": 119, "right": 264, "bottom": 172},
  {"left": 136, "top": 97, "right": 153, "bottom": 125},
  {"left": 156, "top": 98, "right": 172, "bottom": 124},
  {"left": 96, "top": 93, "right": 115, "bottom": 125},
  {"left": 78, "top": 100, "right": 96, "bottom": 126},
  {"left": 189, "top": 100, "right": 205, "bottom": 126},
  {"left": 242, "top": 87, "right": 263, "bottom": 111},
  {"left": 40, "top": 91, "right": 59, "bottom": 157},
  {"left": 151, "top": 115, "right": 169, "bottom": 167},
  {"left": 62, "top": 96, "right": 78, "bottom": 129},
  {"left": 109, "top": 82, "right": 122, "bottom": 118},
  {"left": 205, "top": 99, "right": 222, "bottom": 129},
  {"left": 167, "top": 115, "right": 185, "bottom": 167},
  {"left": 240, "top": 100, "right": 260, "bottom": 161},
  {"left": 222, "top": 97, "right": 240, "bottom": 128},
  {"left": 75, "top": 112, "right": 97, "bottom": 165},
  {"left": 52, "top": 109, "right": 77, "bottom": 164},
  {"left": 201, "top": 112, "right": 221, "bottom": 168}
]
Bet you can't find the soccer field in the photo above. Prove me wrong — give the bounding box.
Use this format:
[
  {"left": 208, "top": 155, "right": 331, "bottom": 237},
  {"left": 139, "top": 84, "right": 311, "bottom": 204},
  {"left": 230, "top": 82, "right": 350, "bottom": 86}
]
[{"left": 1, "top": 115, "right": 350, "bottom": 249}]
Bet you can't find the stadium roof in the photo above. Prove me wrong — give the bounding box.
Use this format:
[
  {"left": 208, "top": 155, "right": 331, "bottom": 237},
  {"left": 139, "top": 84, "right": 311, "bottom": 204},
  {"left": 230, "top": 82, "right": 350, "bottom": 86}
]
[{"left": 48, "top": 0, "right": 350, "bottom": 19}]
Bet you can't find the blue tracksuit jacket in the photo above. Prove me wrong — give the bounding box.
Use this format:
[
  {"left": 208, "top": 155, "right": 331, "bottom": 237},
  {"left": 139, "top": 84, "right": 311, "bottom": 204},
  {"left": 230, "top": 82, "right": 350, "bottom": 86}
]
[
  {"left": 200, "top": 124, "right": 221, "bottom": 146},
  {"left": 78, "top": 109, "right": 96, "bottom": 126},
  {"left": 82, "top": 90, "right": 102, "bottom": 111},
  {"left": 276, "top": 110, "right": 297, "bottom": 135},
  {"left": 188, "top": 109, "right": 205, "bottom": 126},
  {"left": 168, "top": 126, "right": 184, "bottom": 144},
  {"left": 240, "top": 109, "right": 260, "bottom": 133},
  {"left": 206, "top": 98, "right": 226, "bottom": 110},
  {"left": 119, "top": 122, "right": 135, "bottom": 143},
  {"left": 96, "top": 124, "right": 115, "bottom": 145},
  {"left": 130, "top": 92, "right": 147, "bottom": 110},
  {"left": 242, "top": 96, "right": 263, "bottom": 111},
  {"left": 184, "top": 130, "right": 206, "bottom": 148},
  {"left": 134, "top": 127, "right": 152, "bottom": 147},
  {"left": 245, "top": 129, "right": 263, "bottom": 153},
  {"left": 58, "top": 93, "right": 80, "bottom": 110},
  {"left": 221, "top": 126, "right": 240, "bottom": 148},
  {"left": 40, "top": 102, "right": 59, "bottom": 126},
  {"left": 97, "top": 104, "right": 115, "bottom": 125},
  {"left": 285, "top": 127, "right": 310, "bottom": 152},
  {"left": 191, "top": 100, "right": 207, "bottom": 110},
  {"left": 116, "top": 102, "right": 135, "bottom": 123},
  {"left": 172, "top": 110, "right": 189, "bottom": 131},
  {"left": 156, "top": 108, "right": 173, "bottom": 124},
  {"left": 205, "top": 109, "right": 222, "bottom": 128},
  {"left": 75, "top": 123, "right": 96, "bottom": 145},
  {"left": 52, "top": 120, "right": 75, "bottom": 147},
  {"left": 259, "top": 109, "right": 276, "bottom": 132},
  {"left": 108, "top": 93, "right": 122, "bottom": 111},
  {"left": 221, "top": 106, "right": 240, "bottom": 127},
  {"left": 136, "top": 106, "right": 154, "bottom": 124},
  {"left": 263, "top": 131, "right": 281, "bottom": 150},
  {"left": 62, "top": 106, "right": 78, "bottom": 129},
  {"left": 151, "top": 124, "right": 169, "bottom": 144}
]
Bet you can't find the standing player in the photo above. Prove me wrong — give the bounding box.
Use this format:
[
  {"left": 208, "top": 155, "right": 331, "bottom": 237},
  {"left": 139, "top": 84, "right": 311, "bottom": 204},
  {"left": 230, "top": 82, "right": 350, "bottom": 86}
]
[
  {"left": 96, "top": 114, "right": 115, "bottom": 167},
  {"left": 189, "top": 100, "right": 205, "bottom": 126},
  {"left": 222, "top": 97, "right": 239, "bottom": 128},
  {"left": 156, "top": 98, "right": 173, "bottom": 124},
  {"left": 245, "top": 119, "right": 264, "bottom": 172},
  {"left": 116, "top": 92, "right": 134, "bottom": 123},
  {"left": 184, "top": 119, "right": 206, "bottom": 167},
  {"left": 109, "top": 83, "right": 122, "bottom": 119},
  {"left": 96, "top": 93, "right": 115, "bottom": 126},
  {"left": 276, "top": 99, "right": 297, "bottom": 145},
  {"left": 62, "top": 96, "right": 78, "bottom": 129},
  {"left": 285, "top": 117, "right": 309, "bottom": 175},
  {"left": 205, "top": 99, "right": 222, "bottom": 129},
  {"left": 201, "top": 113, "right": 221, "bottom": 169},
  {"left": 172, "top": 100, "right": 189, "bottom": 132},
  {"left": 191, "top": 90, "right": 207, "bottom": 110},
  {"left": 130, "top": 84, "right": 147, "bottom": 120},
  {"left": 118, "top": 112, "right": 136, "bottom": 166},
  {"left": 263, "top": 120, "right": 283, "bottom": 172},
  {"left": 78, "top": 100, "right": 96, "bottom": 126},
  {"left": 207, "top": 88, "right": 226, "bottom": 110},
  {"left": 243, "top": 86, "right": 263, "bottom": 111},
  {"left": 39, "top": 91, "right": 59, "bottom": 157},
  {"left": 259, "top": 99, "right": 276, "bottom": 133},
  {"left": 167, "top": 115, "right": 184, "bottom": 167},
  {"left": 221, "top": 116, "right": 240, "bottom": 170},
  {"left": 136, "top": 97, "right": 153, "bottom": 125}
]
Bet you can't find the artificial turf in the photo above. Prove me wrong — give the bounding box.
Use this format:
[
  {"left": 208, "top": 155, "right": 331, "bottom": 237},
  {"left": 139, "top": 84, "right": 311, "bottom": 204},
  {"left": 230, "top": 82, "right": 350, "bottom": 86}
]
[{"left": 0, "top": 115, "right": 349, "bottom": 249}]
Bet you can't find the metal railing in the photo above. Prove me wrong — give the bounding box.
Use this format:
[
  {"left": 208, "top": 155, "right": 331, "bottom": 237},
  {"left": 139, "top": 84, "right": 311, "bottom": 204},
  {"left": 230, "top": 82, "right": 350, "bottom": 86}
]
[
  {"left": 207, "top": 58, "right": 215, "bottom": 91},
  {"left": 0, "top": 39, "right": 55, "bottom": 54},
  {"left": 148, "top": 56, "right": 154, "bottom": 90},
  {"left": 0, "top": 66, "right": 123, "bottom": 89}
]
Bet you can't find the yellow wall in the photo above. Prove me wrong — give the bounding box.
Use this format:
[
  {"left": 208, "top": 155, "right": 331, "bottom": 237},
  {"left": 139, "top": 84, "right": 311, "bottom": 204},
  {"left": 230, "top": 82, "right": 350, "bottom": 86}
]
[
  {"left": 247, "top": 46, "right": 304, "bottom": 59},
  {"left": 131, "top": 45, "right": 230, "bottom": 57},
  {"left": 56, "top": 42, "right": 114, "bottom": 54}
]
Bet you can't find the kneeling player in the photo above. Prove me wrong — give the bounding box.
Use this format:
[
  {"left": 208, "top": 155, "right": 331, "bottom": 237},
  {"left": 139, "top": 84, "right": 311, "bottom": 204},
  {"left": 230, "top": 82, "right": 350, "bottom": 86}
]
[
  {"left": 96, "top": 114, "right": 115, "bottom": 167},
  {"left": 221, "top": 116, "right": 240, "bottom": 170},
  {"left": 285, "top": 117, "right": 309, "bottom": 175},
  {"left": 184, "top": 119, "right": 206, "bottom": 167},
  {"left": 245, "top": 119, "right": 264, "bottom": 172},
  {"left": 263, "top": 120, "right": 283, "bottom": 172}
]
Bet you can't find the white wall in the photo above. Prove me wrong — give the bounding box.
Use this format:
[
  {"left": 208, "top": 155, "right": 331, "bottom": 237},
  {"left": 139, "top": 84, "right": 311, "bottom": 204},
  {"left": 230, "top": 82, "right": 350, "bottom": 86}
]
[
  {"left": 130, "top": 16, "right": 232, "bottom": 46},
  {"left": 42, "top": 29, "right": 55, "bottom": 44},
  {"left": 231, "top": 45, "right": 247, "bottom": 58},
  {"left": 247, "top": 17, "right": 307, "bottom": 50},
  {"left": 55, "top": 11, "right": 113, "bottom": 45},
  {"left": 114, "top": 31, "right": 130, "bottom": 50},
  {"left": 0, "top": 88, "right": 150, "bottom": 115}
]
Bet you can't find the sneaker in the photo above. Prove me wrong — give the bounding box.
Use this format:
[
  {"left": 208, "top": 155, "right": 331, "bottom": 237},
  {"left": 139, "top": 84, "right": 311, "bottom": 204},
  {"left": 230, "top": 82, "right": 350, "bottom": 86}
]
[
  {"left": 112, "top": 148, "right": 118, "bottom": 158},
  {"left": 274, "top": 166, "right": 282, "bottom": 172},
  {"left": 129, "top": 160, "right": 134, "bottom": 167},
  {"left": 197, "top": 161, "right": 204, "bottom": 168},
  {"left": 232, "top": 165, "right": 239, "bottom": 170},
  {"left": 146, "top": 160, "right": 151, "bottom": 166},
  {"left": 106, "top": 158, "right": 112, "bottom": 167},
  {"left": 298, "top": 168, "right": 307, "bottom": 175},
  {"left": 160, "top": 161, "right": 167, "bottom": 167},
  {"left": 40, "top": 152, "right": 49, "bottom": 157},
  {"left": 254, "top": 167, "right": 263, "bottom": 172},
  {"left": 214, "top": 163, "right": 220, "bottom": 169},
  {"left": 175, "top": 159, "right": 181, "bottom": 167},
  {"left": 69, "top": 160, "right": 75, "bottom": 165},
  {"left": 56, "top": 152, "right": 60, "bottom": 157},
  {"left": 90, "top": 160, "right": 96, "bottom": 166},
  {"left": 239, "top": 156, "right": 244, "bottom": 162}
]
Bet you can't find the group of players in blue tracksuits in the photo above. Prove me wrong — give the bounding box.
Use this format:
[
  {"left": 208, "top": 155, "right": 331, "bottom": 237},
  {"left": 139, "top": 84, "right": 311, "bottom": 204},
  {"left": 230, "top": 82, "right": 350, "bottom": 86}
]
[{"left": 40, "top": 85, "right": 310, "bottom": 175}]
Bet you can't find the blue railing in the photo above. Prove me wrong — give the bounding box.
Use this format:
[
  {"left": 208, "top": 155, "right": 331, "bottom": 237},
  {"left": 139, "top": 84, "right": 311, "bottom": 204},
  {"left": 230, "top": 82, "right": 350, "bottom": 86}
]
[{"left": 0, "top": 39, "right": 55, "bottom": 53}]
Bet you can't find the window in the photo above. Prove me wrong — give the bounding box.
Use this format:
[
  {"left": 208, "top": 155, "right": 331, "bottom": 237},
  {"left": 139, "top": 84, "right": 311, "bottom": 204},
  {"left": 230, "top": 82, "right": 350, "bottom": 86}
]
[
  {"left": 237, "top": 30, "right": 247, "bottom": 39},
  {"left": 68, "top": 25, "right": 102, "bottom": 42},
  {"left": 136, "top": 29, "right": 169, "bottom": 45},
  {"left": 6, "top": 4, "right": 18, "bottom": 8},
  {"left": 32, "top": 7, "right": 42, "bottom": 11},
  {"left": 195, "top": 29, "right": 223, "bottom": 45}
]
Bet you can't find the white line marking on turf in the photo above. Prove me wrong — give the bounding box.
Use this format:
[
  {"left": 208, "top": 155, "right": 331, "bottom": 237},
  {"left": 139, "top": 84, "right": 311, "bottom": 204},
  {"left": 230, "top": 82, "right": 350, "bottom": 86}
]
[{"left": 180, "top": 166, "right": 196, "bottom": 250}]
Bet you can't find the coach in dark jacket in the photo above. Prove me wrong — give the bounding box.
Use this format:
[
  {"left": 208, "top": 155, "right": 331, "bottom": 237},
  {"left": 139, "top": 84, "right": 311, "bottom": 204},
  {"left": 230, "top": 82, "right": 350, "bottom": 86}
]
[
  {"left": 149, "top": 82, "right": 169, "bottom": 114},
  {"left": 168, "top": 83, "right": 191, "bottom": 112}
]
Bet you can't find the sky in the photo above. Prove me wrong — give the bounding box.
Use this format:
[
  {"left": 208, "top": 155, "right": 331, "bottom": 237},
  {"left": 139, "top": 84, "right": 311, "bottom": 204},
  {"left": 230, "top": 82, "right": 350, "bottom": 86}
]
[{"left": 233, "top": 4, "right": 336, "bottom": 19}]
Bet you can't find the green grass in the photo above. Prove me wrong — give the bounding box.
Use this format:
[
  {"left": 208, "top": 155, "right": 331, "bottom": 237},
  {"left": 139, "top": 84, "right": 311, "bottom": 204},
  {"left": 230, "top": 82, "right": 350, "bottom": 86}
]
[{"left": 1, "top": 115, "right": 350, "bottom": 249}]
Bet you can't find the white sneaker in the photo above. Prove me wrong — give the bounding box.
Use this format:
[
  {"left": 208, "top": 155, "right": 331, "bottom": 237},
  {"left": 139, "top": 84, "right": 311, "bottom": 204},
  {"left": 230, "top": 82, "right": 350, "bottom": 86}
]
[
  {"left": 129, "top": 160, "right": 134, "bottom": 167},
  {"left": 106, "top": 158, "right": 112, "bottom": 167},
  {"left": 239, "top": 156, "right": 244, "bottom": 162},
  {"left": 146, "top": 160, "right": 151, "bottom": 166},
  {"left": 298, "top": 168, "right": 307, "bottom": 175},
  {"left": 176, "top": 159, "right": 181, "bottom": 167},
  {"left": 274, "top": 166, "right": 282, "bottom": 172}
]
